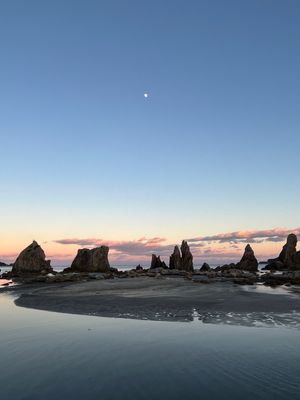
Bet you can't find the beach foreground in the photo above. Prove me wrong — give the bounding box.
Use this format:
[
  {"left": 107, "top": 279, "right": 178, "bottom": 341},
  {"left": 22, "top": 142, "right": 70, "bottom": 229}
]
[{"left": 10, "top": 277, "right": 300, "bottom": 327}]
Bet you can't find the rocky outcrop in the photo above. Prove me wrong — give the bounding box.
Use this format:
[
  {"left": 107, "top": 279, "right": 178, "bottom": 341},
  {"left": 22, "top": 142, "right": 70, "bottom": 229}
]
[
  {"left": 278, "top": 234, "right": 297, "bottom": 266},
  {"left": 200, "top": 262, "right": 210, "bottom": 272},
  {"left": 236, "top": 244, "right": 258, "bottom": 272},
  {"left": 169, "top": 241, "right": 194, "bottom": 272},
  {"left": 12, "top": 241, "right": 52, "bottom": 275},
  {"left": 169, "top": 245, "right": 181, "bottom": 269},
  {"left": 261, "top": 271, "right": 300, "bottom": 286},
  {"left": 150, "top": 254, "right": 168, "bottom": 269},
  {"left": 264, "top": 234, "right": 300, "bottom": 270},
  {"left": 181, "top": 240, "right": 194, "bottom": 271},
  {"left": 66, "top": 246, "right": 110, "bottom": 273}
]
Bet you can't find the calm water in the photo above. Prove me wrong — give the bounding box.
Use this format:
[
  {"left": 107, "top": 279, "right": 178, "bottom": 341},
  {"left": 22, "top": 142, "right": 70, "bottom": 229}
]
[{"left": 0, "top": 292, "right": 300, "bottom": 400}]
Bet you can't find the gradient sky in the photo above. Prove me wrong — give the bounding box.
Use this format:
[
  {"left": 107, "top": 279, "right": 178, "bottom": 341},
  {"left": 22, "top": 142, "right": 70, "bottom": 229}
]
[{"left": 1, "top": 0, "right": 300, "bottom": 266}]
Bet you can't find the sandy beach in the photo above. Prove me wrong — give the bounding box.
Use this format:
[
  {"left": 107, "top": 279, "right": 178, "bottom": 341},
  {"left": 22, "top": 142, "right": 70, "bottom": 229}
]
[{"left": 5, "top": 277, "right": 300, "bottom": 326}]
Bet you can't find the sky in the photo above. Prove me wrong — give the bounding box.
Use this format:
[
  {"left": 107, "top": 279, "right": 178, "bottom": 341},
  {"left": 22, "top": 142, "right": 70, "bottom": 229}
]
[{"left": 0, "top": 0, "right": 300, "bottom": 266}]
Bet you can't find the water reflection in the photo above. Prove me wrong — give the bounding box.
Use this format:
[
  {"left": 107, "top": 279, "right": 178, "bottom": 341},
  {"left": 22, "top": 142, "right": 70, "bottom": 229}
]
[{"left": 1, "top": 293, "right": 300, "bottom": 400}]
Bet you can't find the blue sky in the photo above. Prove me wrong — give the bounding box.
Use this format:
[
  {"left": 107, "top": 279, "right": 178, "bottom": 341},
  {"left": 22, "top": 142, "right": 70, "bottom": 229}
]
[{"left": 0, "top": 0, "right": 299, "bottom": 265}]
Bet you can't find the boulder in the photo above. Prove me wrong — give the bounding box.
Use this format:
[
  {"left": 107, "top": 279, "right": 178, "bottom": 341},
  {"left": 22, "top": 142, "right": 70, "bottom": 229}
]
[
  {"left": 218, "top": 263, "right": 236, "bottom": 272},
  {"left": 200, "top": 262, "right": 210, "bottom": 272},
  {"left": 12, "top": 241, "right": 52, "bottom": 275},
  {"left": 236, "top": 244, "right": 258, "bottom": 272},
  {"left": 263, "top": 260, "right": 285, "bottom": 271},
  {"left": 66, "top": 246, "right": 110, "bottom": 273}
]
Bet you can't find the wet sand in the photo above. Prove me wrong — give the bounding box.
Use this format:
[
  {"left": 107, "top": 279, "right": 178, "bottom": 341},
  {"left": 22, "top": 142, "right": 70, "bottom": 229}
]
[{"left": 9, "top": 277, "right": 300, "bottom": 326}]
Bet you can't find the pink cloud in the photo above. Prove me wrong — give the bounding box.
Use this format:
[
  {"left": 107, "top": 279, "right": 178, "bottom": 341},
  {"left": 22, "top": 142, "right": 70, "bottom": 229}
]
[
  {"left": 46, "top": 227, "right": 299, "bottom": 265},
  {"left": 187, "top": 227, "right": 300, "bottom": 244},
  {"left": 53, "top": 237, "right": 175, "bottom": 257}
]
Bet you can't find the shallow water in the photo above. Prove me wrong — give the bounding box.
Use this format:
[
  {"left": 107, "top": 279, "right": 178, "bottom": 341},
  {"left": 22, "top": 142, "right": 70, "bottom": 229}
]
[{"left": 0, "top": 293, "right": 300, "bottom": 400}]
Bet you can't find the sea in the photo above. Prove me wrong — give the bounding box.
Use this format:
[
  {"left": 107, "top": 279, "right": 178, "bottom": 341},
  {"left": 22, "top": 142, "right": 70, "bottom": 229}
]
[{"left": 1, "top": 265, "right": 300, "bottom": 399}]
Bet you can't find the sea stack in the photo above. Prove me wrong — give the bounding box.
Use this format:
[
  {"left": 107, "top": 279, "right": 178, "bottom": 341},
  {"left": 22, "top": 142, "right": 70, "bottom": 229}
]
[
  {"left": 181, "top": 240, "right": 193, "bottom": 271},
  {"left": 169, "top": 245, "right": 181, "bottom": 269},
  {"left": 150, "top": 254, "right": 168, "bottom": 269},
  {"left": 278, "top": 233, "right": 297, "bottom": 269},
  {"left": 12, "top": 241, "right": 53, "bottom": 275},
  {"left": 68, "top": 246, "right": 110, "bottom": 272},
  {"left": 236, "top": 244, "right": 258, "bottom": 272},
  {"left": 266, "top": 233, "right": 300, "bottom": 270},
  {"left": 169, "top": 240, "right": 194, "bottom": 272}
]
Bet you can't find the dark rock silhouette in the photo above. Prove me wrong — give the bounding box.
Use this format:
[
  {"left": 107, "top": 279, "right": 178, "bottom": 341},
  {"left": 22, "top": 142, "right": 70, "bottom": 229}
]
[
  {"left": 236, "top": 244, "right": 258, "bottom": 272},
  {"left": 200, "top": 262, "right": 210, "bottom": 272},
  {"left": 169, "top": 241, "right": 194, "bottom": 272},
  {"left": 265, "top": 234, "right": 300, "bottom": 270},
  {"left": 67, "top": 246, "right": 110, "bottom": 273},
  {"left": 181, "top": 240, "right": 194, "bottom": 271},
  {"left": 169, "top": 245, "right": 181, "bottom": 270},
  {"left": 12, "top": 241, "right": 52, "bottom": 275},
  {"left": 150, "top": 254, "right": 168, "bottom": 269},
  {"left": 278, "top": 233, "right": 297, "bottom": 269}
]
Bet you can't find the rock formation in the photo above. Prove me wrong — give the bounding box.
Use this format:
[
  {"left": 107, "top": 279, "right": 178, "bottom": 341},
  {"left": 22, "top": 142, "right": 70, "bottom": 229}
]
[
  {"left": 181, "top": 240, "right": 193, "bottom": 271},
  {"left": 68, "top": 246, "right": 110, "bottom": 272},
  {"left": 169, "top": 245, "right": 181, "bottom": 269},
  {"left": 169, "top": 241, "right": 194, "bottom": 272},
  {"left": 278, "top": 233, "right": 297, "bottom": 269},
  {"left": 265, "top": 234, "right": 300, "bottom": 270},
  {"left": 150, "top": 254, "right": 168, "bottom": 269},
  {"left": 12, "top": 241, "right": 52, "bottom": 275},
  {"left": 200, "top": 262, "right": 210, "bottom": 272},
  {"left": 236, "top": 244, "right": 258, "bottom": 272}
]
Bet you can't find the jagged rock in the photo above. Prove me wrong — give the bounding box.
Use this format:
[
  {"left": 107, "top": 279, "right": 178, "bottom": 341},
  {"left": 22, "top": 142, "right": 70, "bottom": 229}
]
[
  {"left": 264, "top": 234, "right": 300, "bottom": 270},
  {"left": 169, "top": 241, "right": 193, "bottom": 271},
  {"left": 150, "top": 254, "right": 160, "bottom": 269},
  {"left": 66, "top": 246, "right": 110, "bottom": 273},
  {"left": 12, "top": 241, "right": 52, "bottom": 275},
  {"left": 236, "top": 244, "right": 258, "bottom": 272},
  {"left": 150, "top": 254, "right": 168, "bottom": 269},
  {"left": 200, "top": 262, "right": 210, "bottom": 272},
  {"left": 278, "top": 233, "right": 297, "bottom": 267},
  {"left": 169, "top": 246, "right": 181, "bottom": 270},
  {"left": 181, "top": 240, "right": 194, "bottom": 272}
]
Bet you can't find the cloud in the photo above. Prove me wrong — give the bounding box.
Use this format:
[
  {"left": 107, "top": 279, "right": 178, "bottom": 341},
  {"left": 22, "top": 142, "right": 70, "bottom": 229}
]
[
  {"left": 187, "top": 227, "right": 300, "bottom": 244},
  {"left": 53, "top": 237, "right": 174, "bottom": 257},
  {"left": 51, "top": 227, "right": 299, "bottom": 265}
]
